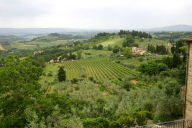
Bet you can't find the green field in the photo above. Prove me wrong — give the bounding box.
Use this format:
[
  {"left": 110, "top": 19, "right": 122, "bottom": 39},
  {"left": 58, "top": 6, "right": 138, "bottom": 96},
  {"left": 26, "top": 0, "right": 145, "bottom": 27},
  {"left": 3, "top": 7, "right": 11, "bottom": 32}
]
[
  {"left": 136, "top": 38, "right": 169, "bottom": 49},
  {"left": 99, "top": 36, "right": 125, "bottom": 47},
  {"left": 98, "top": 36, "right": 169, "bottom": 50},
  {"left": 41, "top": 57, "right": 138, "bottom": 84},
  {"left": 81, "top": 50, "right": 112, "bottom": 58},
  {"left": 10, "top": 40, "right": 69, "bottom": 50}
]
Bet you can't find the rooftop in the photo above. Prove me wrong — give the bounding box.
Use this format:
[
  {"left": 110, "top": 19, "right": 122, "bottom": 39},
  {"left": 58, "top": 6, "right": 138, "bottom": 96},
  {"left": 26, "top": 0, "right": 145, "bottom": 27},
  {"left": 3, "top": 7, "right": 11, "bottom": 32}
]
[{"left": 183, "top": 38, "right": 192, "bottom": 41}]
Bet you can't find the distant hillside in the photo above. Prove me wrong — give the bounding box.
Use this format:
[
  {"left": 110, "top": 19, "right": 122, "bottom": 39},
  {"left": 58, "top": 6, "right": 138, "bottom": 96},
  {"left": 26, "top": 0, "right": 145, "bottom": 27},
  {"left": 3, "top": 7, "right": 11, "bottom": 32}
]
[
  {"left": 31, "top": 33, "right": 88, "bottom": 42},
  {"left": 0, "top": 28, "right": 118, "bottom": 36},
  {"left": 0, "top": 35, "right": 25, "bottom": 43},
  {"left": 153, "top": 32, "right": 192, "bottom": 40},
  {"left": 147, "top": 25, "right": 192, "bottom": 32}
]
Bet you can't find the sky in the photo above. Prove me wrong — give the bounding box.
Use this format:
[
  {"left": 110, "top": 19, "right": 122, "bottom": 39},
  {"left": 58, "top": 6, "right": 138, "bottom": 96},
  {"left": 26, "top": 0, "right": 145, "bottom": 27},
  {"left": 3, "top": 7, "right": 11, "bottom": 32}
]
[{"left": 0, "top": 0, "right": 192, "bottom": 29}]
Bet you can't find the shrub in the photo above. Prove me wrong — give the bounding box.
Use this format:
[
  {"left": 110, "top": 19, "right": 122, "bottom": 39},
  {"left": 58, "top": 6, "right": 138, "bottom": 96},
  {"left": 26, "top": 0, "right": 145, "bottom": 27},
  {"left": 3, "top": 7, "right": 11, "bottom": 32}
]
[
  {"left": 47, "top": 71, "right": 53, "bottom": 76},
  {"left": 112, "top": 46, "right": 120, "bottom": 53},
  {"left": 135, "top": 111, "right": 148, "bottom": 125},
  {"left": 117, "top": 116, "right": 135, "bottom": 128},
  {"left": 123, "top": 81, "right": 133, "bottom": 91},
  {"left": 88, "top": 77, "right": 94, "bottom": 81},
  {"left": 71, "top": 78, "right": 79, "bottom": 84},
  {"left": 97, "top": 45, "right": 104, "bottom": 50},
  {"left": 83, "top": 118, "right": 110, "bottom": 128},
  {"left": 139, "top": 60, "right": 168, "bottom": 75}
]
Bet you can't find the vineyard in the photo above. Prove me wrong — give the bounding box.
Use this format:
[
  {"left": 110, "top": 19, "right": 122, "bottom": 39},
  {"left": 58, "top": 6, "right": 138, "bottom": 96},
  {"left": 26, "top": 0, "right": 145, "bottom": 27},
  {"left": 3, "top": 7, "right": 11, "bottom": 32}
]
[
  {"left": 43, "top": 57, "right": 138, "bottom": 82},
  {"left": 63, "top": 57, "right": 138, "bottom": 80}
]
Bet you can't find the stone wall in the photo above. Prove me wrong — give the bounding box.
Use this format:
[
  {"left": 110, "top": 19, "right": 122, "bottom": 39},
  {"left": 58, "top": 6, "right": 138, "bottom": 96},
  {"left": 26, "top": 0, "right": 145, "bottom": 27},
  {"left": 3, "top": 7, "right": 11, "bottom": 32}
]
[{"left": 185, "top": 42, "right": 192, "bottom": 119}]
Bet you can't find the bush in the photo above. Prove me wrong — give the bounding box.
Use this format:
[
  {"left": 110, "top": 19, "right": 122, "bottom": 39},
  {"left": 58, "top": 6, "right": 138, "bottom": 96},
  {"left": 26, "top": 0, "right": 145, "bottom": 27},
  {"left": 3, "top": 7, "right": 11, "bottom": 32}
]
[
  {"left": 117, "top": 116, "right": 135, "bottom": 128},
  {"left": 88, "top": 77, "right": 94, "bottom": 81},
  {"left": 97, "top": 45, "right": 104, "bottom": 50},
  {"left": 139, "top": 60, "right": 168, "bottom": 75},
  {"left": 112, "top": 46, "right": 120, "bottom": 53},
  {"left": 71, "top": 78, "right": 79, "bottom": 84},
  {"left": 122, "top": 47, "right": 132, "bottom": 58},
  {"left": 47, "top": 71, "right": 53, "bottom": 76},
  {"left": 123, "top": 81, "right": 133, "bottom": 91},
  {"left": 83, "top": 118, "right": 110, "bottom": 128},
  {"left": 135, "top": 111, "right": 148, "bottom": 125}
]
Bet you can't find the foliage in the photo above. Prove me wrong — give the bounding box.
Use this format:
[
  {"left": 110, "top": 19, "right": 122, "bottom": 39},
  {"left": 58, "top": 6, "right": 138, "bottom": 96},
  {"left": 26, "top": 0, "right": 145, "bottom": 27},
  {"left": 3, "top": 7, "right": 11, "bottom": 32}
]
[
  {"left": 122, "top": 47, "right": 132, "bottom": 58},
  {"left": 122, "top": 35, "right": 137, "bottom": 47},
  {"left": 88, "top": 33, "right": 115, "bottom": 43},
  {"left": 0, "top": 56, "right": 43, "bottom": 127},
  {"left": 117, "top": 116, "right": 135, "bottom": 128},
  {"left": 112, "top": 45, "right": 120, "bottom": 53},
  {"left": 58, "top": 66, "right": 66, "bottom": 81},
  {"left": 123, "top": 80, "right": 133, "bottom": 91},
  {"left": 154, "top": 32, "right": 192, "bottom": 40},
  {"left": 139, "top": 60, "right": 168, "bottom": 75},
  {"left": 0, "top": 30, "right": 187, "bottom": 128},
  {"left": 83, "top": 118, "right": 110, "bottom": 128},
  {"left": 77, "top": 50, "right": 83, "bottom": 59},
  {"left": 147, "top": 44, "right": 168, "bottom": 55},
  {"left": 118, "top": 30, "right": 152, "bottom": 38},
  {"left": 97, "top": 45, "right": 103, "bottom": 50},
  {"left": 32, "top": 33, "right": 86, "bottom": 42},
  {"left": 107, "top": 45, "right": 112, "bottom": 51},
  {"left": 92, "top": 45, "right": 104, "bottom": 50},
  {"left": 71, "top": 78, "right": 79, "bottom": 84}
]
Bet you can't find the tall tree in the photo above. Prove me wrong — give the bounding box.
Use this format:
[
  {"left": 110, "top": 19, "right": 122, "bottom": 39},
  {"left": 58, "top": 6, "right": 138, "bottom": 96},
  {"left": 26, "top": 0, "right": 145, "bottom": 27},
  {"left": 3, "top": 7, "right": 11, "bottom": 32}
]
[
  {"left": 97, "top": 44, "right": 103, "bottom": 50},
  {"left": 122, "top": 35, "right": 135, "bottom": 47},
  {"left": 58, "top": 67, "right": 66, "bottom": 82},
  {"left": 77, "top": 50, "right": 82, "bottom": 59},
  {"left": 0, "top": 56, "right": 43, "bottom": 127},
  {"left": 123, "top": 47, "right": 132, "bottom": 58}
]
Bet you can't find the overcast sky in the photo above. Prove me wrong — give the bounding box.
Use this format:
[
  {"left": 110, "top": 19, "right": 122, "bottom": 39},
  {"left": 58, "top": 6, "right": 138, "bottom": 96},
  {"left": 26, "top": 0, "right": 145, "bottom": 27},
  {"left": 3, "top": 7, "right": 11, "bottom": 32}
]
[{"left": 0, "top": 0, "right": 191, "bottom": 29}]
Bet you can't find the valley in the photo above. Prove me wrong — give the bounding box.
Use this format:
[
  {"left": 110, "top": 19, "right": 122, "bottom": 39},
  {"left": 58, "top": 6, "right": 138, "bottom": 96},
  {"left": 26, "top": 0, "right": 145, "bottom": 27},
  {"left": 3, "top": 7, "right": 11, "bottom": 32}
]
[{"left": 0, "top": 30, "right": 188, "bottom": 128}]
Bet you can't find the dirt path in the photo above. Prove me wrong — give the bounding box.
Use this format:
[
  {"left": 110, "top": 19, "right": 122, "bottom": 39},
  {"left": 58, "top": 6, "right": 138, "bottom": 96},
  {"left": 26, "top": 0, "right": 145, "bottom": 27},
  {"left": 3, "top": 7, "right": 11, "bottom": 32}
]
[
  {"left": 45, "top": 86, "right": 54, "bottom": 95},
  {"left": 0, "top": 45, "right": 6, "bottom": 50}
]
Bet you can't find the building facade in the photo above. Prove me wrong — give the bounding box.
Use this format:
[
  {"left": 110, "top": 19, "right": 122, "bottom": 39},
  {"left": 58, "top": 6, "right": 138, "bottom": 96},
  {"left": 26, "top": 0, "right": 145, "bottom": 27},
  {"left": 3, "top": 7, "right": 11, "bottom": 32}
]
[{"left": 185, "top": 38, "right": 192, "bottom": 119}]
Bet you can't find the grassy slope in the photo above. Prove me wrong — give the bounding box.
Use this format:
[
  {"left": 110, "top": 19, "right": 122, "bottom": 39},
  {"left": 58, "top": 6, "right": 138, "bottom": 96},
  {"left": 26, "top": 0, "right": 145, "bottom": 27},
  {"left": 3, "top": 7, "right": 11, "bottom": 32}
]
[
  {"left": 81, "top": 50, "right": 112, "bottom": 58},
  {"left": 10, "top": 40, "right": 69, "bottom": 50},
  {"left": 39, "top": 36, "right": 167, "bottom": 85},
  {"left": 97, "top": 35, "right": 168, "bottom": 50},
  {"left": 136, "top": 38, "right": 170, "bottom": 50},
  {"left": 99, "top": 36, "right": 125, "bottom": 47},
  {"left": 8, "top": 33, "right": 85, "bottom": 50}
]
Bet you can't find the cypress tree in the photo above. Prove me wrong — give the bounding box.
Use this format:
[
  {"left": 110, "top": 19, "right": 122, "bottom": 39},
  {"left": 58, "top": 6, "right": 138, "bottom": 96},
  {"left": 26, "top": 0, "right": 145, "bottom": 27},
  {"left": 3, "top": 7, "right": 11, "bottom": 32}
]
[
  {"left": 58, "top": 67, "right": 66, "bottom": 82},
  {"left": 172, "top": 54, "right": 182, "bottom": 68}
]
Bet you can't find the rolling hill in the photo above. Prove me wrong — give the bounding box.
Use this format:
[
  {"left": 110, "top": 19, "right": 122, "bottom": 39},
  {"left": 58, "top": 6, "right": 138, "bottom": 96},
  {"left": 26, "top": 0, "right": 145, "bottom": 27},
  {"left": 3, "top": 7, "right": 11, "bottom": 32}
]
[{"left": 146, "top": 25, "right": 192, "bottom": 32}]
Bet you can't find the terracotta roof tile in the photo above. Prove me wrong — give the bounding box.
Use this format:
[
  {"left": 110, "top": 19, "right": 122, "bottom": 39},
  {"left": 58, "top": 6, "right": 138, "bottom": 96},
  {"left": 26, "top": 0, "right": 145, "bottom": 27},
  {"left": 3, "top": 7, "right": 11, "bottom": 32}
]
[{"left": 183, "top": 38, "right": 192, "bottom": 42}]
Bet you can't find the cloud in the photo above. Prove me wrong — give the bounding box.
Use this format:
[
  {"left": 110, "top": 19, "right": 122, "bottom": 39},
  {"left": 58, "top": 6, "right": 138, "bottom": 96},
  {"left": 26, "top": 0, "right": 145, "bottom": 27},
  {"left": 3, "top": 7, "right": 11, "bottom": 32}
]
[
  {"left": 0, "top": 0, "right": 51, "bottom": 18},
  {"left": 0, "top": 0, "right": 191, "bottom": 28}
]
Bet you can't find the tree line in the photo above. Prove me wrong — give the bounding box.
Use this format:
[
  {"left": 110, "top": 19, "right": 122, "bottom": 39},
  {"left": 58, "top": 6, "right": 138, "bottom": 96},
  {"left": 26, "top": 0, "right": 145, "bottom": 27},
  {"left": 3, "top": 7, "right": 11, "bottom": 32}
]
[
  {"left": 147, "top": 44, "right": 169, "bottom": 55},
  {"left": 118, "top": 30, "right": 152, "bottom": 38}
]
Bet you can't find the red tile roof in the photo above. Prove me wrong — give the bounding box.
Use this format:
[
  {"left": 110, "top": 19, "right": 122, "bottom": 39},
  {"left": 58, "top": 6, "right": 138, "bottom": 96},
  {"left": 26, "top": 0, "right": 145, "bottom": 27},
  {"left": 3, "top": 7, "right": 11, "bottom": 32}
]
[{"left": 184, "top": 38, "right": 192, "bottom": 41}]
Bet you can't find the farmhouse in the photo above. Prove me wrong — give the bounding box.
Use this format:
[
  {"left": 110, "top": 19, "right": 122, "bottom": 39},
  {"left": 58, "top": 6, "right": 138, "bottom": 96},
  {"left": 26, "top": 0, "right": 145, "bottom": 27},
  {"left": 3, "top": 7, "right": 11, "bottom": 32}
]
[
  {"left": 33, "top": 50, "right": 44, "bottom": 55},
  {"left": 131, "top": 47, "right": 146, "bottom": 55}
]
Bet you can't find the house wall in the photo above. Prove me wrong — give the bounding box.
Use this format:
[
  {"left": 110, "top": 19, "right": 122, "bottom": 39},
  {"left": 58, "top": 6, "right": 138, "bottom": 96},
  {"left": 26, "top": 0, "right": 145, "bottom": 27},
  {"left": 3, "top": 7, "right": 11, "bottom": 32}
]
[{"left": 185, "top": 42, "right": 192, "bottom": 119}]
